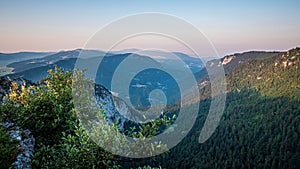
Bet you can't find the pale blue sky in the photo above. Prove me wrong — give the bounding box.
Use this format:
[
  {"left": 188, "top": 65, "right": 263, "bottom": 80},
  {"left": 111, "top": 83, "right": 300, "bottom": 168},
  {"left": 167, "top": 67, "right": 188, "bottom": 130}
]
[{"left": 0, "top": 0, "right": 299, "bottom": 56}]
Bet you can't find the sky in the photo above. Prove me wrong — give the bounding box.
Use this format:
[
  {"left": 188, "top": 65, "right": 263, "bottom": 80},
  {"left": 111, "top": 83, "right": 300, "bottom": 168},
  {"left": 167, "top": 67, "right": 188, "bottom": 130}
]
[{"left": 0, "top": 0, "right": 300, "bottom": 56}]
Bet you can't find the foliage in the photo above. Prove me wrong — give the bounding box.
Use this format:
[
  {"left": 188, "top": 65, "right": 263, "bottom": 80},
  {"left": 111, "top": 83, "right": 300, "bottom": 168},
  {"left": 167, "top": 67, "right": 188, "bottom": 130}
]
[
  {"left": 6, "top": 67, "right": 75, "bottom": 145},
  {"left": 0, "top": 125, "right": 19, "bottom": 169},
  {"left": 31, "top": 124, "right": 119, "bottom": 169},
  {"left": 1, "top": 67, "right": 172, "bottom": 168},
  {"left": 135, "top": 166, "right": 163, "bottom": 169}
]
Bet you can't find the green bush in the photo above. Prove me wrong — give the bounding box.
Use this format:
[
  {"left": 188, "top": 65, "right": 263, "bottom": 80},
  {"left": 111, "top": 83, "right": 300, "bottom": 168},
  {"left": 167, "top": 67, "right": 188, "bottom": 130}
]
[
  {"left": 1, "top": 67, "right": 171, "bottom": 168},
  {"left": 7, "top": 67, "right": 76, "bottom": 146},
  {"left": 32, "top": 125, "right": 119, "bottom": 169},
  {"left": 136, "top": 166, "right": 163, "bottom": 169},
  {"left": 0, "top": 126, "right": 19, "bottom": 169}
]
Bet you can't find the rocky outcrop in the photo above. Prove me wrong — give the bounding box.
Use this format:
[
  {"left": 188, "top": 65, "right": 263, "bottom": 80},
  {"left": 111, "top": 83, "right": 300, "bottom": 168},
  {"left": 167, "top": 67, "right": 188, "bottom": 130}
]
[
  {"left": 1, "top": 122, "right": 35, "bottom": 169},
  {"left": 94, "top": 84, "right": 142, "bottom": 129},
  {"left": 0, "top": 78, "right": 35, "bottom": 169}
]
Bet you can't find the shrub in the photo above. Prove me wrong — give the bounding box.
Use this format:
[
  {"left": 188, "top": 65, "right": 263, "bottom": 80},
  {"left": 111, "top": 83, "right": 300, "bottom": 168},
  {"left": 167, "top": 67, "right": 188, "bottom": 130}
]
[
  {"left": 31, "top": 124, "right": 120, "bottom": 169},
  {"left": 7, "top": 67, "right": 76, "bottom": 146},
  {"left": 0, "top": 126, "right": 19, "bottom": 169},
  {"left": 2, "top": 67, "right": 171, "bottom": 168}
]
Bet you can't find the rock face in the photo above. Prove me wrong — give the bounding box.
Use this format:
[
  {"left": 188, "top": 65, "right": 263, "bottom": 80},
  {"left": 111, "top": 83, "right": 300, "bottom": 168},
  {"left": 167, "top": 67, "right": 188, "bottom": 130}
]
[
  {"left": 1, "top": 122, "right": 35, "bottom": 169},
  {"left": 112, "top": 95, "right": 143, "bottom": 122},
  {"left": 12, "top": 129, "right": 35, "bottom": 169},
  {"left": 95, "top": 84, "right": 125, "bottom": 127},
  {"left": 222, "top": 55, "right": 234, "bottom": 65},
  {"left": 0, "top": 78, "right": 35, "bottom": 169},
  {"left": 94, "top": 84, "right": 141, "bottom": 129}
]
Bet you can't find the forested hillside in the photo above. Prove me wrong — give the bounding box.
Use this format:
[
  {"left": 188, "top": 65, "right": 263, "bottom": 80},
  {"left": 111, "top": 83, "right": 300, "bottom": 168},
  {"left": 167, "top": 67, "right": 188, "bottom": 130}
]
[
  {"left": 227, "top": 47, "right": 300, "bottom": 99},
  {"left": 123, "top": 48, "right": 300, "bottom": 169}
]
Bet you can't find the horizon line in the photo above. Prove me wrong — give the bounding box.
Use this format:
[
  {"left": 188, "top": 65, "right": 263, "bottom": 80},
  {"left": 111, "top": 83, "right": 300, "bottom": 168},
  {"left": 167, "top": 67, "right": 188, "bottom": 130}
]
[{"left": 1, "top": 46, "right": 298, "bottom": 58}]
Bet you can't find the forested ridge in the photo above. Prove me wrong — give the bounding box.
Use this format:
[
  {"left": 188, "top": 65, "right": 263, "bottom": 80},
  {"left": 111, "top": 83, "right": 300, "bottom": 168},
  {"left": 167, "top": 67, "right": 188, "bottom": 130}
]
[
  {"left": 123, "top": 48, "right": 300, "bottom": 168},
  {"left": 125, "top": 88, "right": 300, "bottom": 168},
  {"left": 227, "top": 47, "right": 300, "bottom": 99}
]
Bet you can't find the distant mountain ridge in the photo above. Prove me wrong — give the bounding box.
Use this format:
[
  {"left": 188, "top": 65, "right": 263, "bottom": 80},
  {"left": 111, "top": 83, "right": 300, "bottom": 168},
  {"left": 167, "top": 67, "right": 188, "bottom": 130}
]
[
  {"left": 0, "top": 52, "right": 54, "bottom": 66},
  {"left": 226, "top": 47, "right": 300, "bottom": 99},
  {"left": 197, "top": 47, "right": 299, "bottom": 100},
  {"left": 4, "top": 49, "right": 203, "bottom": 74},
  {"left": 6, "top": 49, "right": 107, "bottom": 73},
  {"left": 3, "top": 50, "right": 204, "bottom": 108},
  {"left": 194, "top": 51, "right": 280, "bottom": 82}
]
